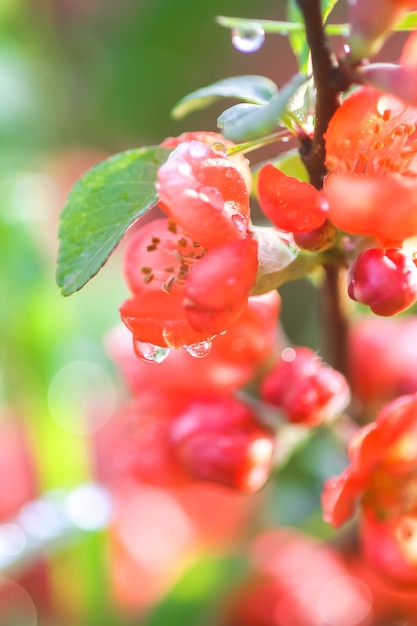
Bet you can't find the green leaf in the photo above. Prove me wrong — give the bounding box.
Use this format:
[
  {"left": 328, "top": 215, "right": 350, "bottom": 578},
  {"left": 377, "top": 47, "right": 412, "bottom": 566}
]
[
  {"left": 217, "top": 15, "right": 349, "bottom": 37},
  {"left": 172, "top": 75, "right": 278, "bottom": 120},
  {"left": 286, "top": 0, "right": 340, "bottom": 72},
  {"left": 272, "top": 148, "right": 309, "bottom": 182},
  {"left": 286, "top": 1, "right": 310, "bottom": 74},
  {"left": 395, "top": 11, "right": 417, "bottom": 30},
  {"left": 57, "top": 147, "right": 170, "bottom": 296},
  {"left": 217, "top": 73, "right": 307, "bottom": 142},
  {"left": 321, "top": 0, "right": 340, "bottom": 24},
  {"left": 217, "top": 15, "right": 306, "bottom": 35}
]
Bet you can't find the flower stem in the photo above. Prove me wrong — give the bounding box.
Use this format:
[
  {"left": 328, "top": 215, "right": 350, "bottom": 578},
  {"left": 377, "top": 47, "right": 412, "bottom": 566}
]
[
  {"left": 322, "top": 263, "right": 349, "bottom": 375},
  {"left": 295, "top": 0, "right": 340, "bottom": 189},
  {"left": 295, "top": 0, "right": 349, "bottom": 375}
]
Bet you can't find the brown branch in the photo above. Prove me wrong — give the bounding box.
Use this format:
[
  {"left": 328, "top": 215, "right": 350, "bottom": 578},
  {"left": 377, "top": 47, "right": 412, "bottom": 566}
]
[
  {"left": 295, "top": 0, "right": 340, "bottom": 189},
  {"left": 295, "top": 0, "right": 350, "bottom": 375}
]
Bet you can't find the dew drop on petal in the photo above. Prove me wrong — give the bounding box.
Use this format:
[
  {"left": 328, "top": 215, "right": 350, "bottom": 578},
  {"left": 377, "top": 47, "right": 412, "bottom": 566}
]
[
  {"left": 231, "top": 213, "right": 248, "bottom": 233},
  {"left": 231, "top": 24, "right": 265, "bottom": 53},
  {"left": 133, "top": 339, "right": 170, "bottom": 363},
  {"left": 188, "top": 141, "right": 208, "bottom": 159},
  {"left": 198, "top": 185, "right": 224, "bottom": 210},
  {"left": 186, "top": 340, "right": 212, "bottom": 358},
  {"left": 210, "top": 142, "right": 228, "bottom": 157},
  {"left": 177, "top": 162, "right": 192, "bottom": 176}
]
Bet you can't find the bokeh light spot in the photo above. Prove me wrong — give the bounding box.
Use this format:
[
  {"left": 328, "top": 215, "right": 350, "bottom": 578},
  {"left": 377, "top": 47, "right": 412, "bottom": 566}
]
[
  {"left": 317, "top": 575, "right": 373, "bottom": 626},
  {"left": 282, "top": 347, "right": 296, "bottom": 362},
  {"left": 0, "top": 524, "right": 26, "bottom": 558},
  {"left": 118, "top": 489, "right": 194, "bottom": 573},
  {"left": 65, "top": 484, "right": 113, "bottom": 530},
  {"left": 0, "top": 578, "right": 37, "bottom": 626},
  {"left": 48, "top": 361, "right": 117, "bottom": 434}
]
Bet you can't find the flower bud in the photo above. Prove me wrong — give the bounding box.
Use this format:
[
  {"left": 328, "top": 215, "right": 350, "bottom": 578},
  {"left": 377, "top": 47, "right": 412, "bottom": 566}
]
[
  {"left": 261, "top": 347, "right": 350, "bottom": 426},
  {"left": 347, "top": 248, "right": 417, "bottom": 316}
]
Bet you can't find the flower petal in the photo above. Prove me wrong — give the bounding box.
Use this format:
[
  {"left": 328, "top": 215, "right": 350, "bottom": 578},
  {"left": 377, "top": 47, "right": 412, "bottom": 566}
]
[
  {"left": 120, "top": 289, "right": 209, "bottom": 349},
  {"left": 157, "top": 141, "right": 250, "bottom": 249},
  {"left": 325, "top": 172, "right": 417, "bottom": 244},
  {"left": 258, "top": 164, "right": 328, "bottom": 233},
  {"left": 184, "top": 238, "right": 258, "bottom": 336}
]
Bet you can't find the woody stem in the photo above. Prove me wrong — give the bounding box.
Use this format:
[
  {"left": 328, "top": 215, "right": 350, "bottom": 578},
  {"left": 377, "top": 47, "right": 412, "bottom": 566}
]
[{"left": 295, "top": 0, "right": 348, "bottom": 375}]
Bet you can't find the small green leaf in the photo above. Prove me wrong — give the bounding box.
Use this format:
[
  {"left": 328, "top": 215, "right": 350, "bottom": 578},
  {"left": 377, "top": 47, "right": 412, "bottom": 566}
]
[
  {"left": 395, "top": 11, "right": 417, "bottom": 30},
  {"left": 286, "top": 1, "right": 310, "bottom": 74},
  {"left": 217, "top": 103, "right": 262, "bottom": 130},
  {"left": 217, "top": 15, "right": 348, "bottom": 37},
  {"left": 217, "top": 15, "right": 306, "bottom": 35},
  {"left": 252, "top": 149, "right": 309, "bottom": 195},
  {"left": 322, "top": 0, "right": 340, "bottom": 24},
  {"left": 217, "top": 73, "right": 307, "bottom": 142},
  {"left": 172, "top": 75, "right": 278, "bottom": 120},
  {"left": 272, "top": 149, "right": 309, "bottom": 182},
  {"left": 286, "top": 0, "right": 340, "bottom": 72},
  {"left": 57, "top": 147, "right": 170, "bottom": 296}
]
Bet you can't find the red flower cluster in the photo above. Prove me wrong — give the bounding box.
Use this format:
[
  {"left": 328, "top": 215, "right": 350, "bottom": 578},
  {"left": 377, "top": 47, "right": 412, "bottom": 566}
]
[
  {"left": 258, "top": 86, "right": 417, "bottom": 316},
  {"left": 120, "top": 133, "right": 259, "bottom": 354},
  {"left": 110, "top": 286, "right": 280, "bottom": 491},
  {"left": 323, "top": 393, "right": 417, "bottom": 586}
]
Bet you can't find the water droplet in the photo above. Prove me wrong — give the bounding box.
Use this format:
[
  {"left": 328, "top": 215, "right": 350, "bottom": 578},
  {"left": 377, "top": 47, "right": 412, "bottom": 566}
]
[
  {"left": 199, "top": 185, "right": 223, "bottom": 210},
  {"left": 178, "top": 162, "right": 192, "bottom": 176},
  {"left": 231, "top": 24, "right": 265, "bottom": 53},
  {"left": 186, "top": 340, "right": 212, "bottom": 358},
  {"left": 210, "top": 142, "right": 228, "bottom": 157},
  {"left": 281, "top": 136, "right": 290, "bottom": 143},
  {"left": 133, "top": 339, "right": 170, "bottom": 363},
  {"left": 231, "top": 213, "right": 247, "bottom": 233},
  {"left": 282, "top": 347, "right": 296, "bottom": 362},
  {"left": 188, "top": 141, "right": 208, "bottom": 159}
]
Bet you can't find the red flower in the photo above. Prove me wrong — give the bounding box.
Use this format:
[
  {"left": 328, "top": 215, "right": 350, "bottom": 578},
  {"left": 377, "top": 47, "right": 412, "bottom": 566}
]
[
  {"left": 170, "top": 396, "right": 275, "bottom": 493},
  {"left": 324, "top": 87, "right": 417, "bottom": 246},
  {"left": 360, "top": 506, "right": 417, "bottom": 587},
  {"left": 323, "top": 393, "right": 417, "bottom": 529},
  {"left": 119, "top": 217, "right": 258, "bottom": 350},
  {"left": 116, "top": 394, "right": 275, "bottom": 493},
  {"left": 119, "top": 137, "right": 260, "bottom": 353}
]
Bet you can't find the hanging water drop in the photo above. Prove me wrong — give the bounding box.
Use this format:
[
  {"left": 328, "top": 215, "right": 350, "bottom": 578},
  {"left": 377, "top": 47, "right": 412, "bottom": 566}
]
[
  {"left": 133, "top": 339, "right": 170, "bottom": 364},
  {"left": 186, "top": 340, "right": 212, "bottom": 358},
  {"left": 231, "top": 24, "right": 265, "bottom": 53},
  {"left": 210, "top": 142, "right": 228, "bottom": 157}
]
